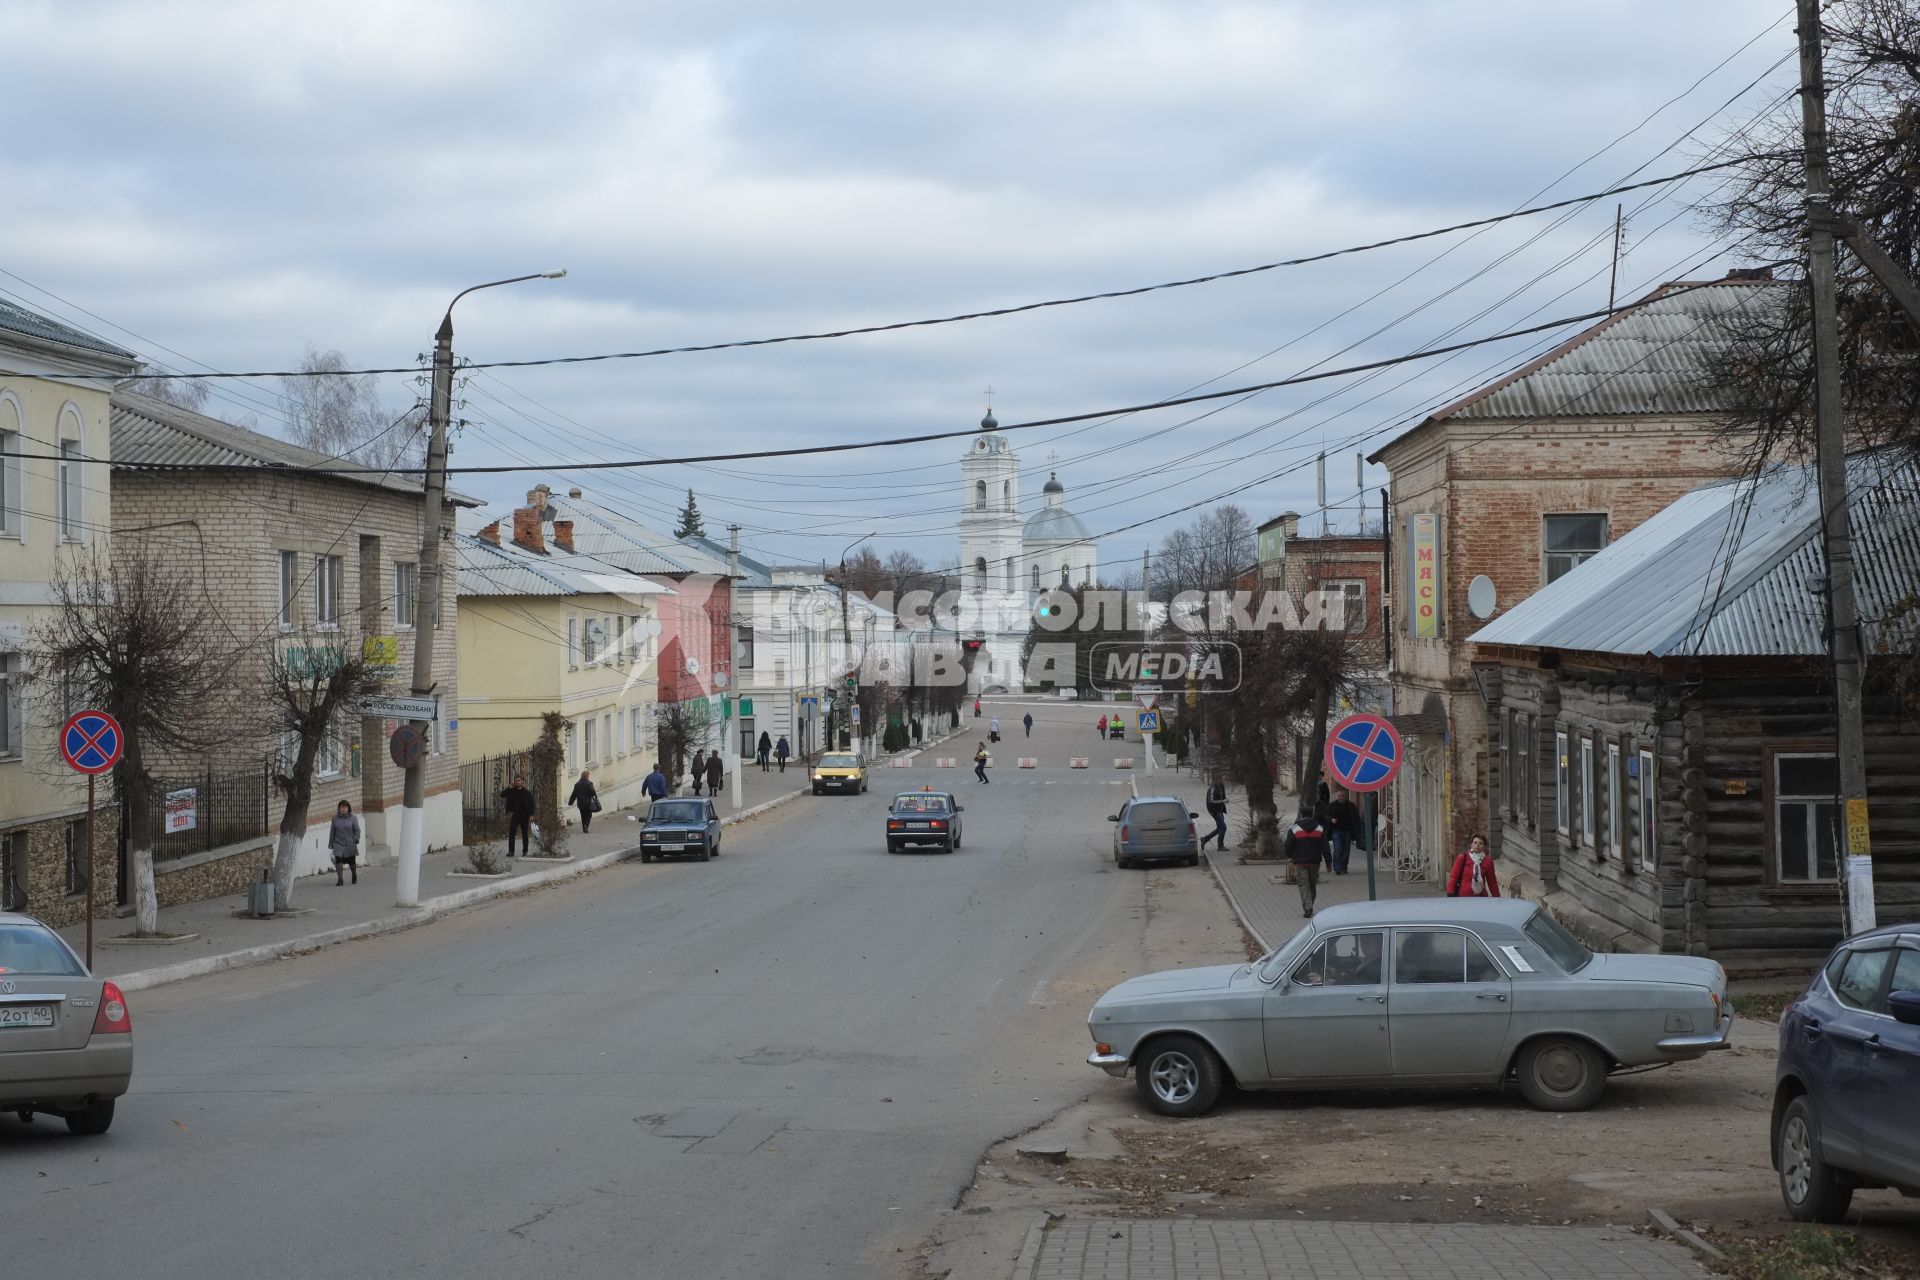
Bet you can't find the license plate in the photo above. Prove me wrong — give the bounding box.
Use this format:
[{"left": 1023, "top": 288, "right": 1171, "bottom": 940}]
[
  {"left": 0, "top": 1005, "right": 54, "bottom": 1029},
  {"left": 906, "top": 823, "right": 930, "bottom": 830},
  {"left": 659, "top": 843, "right": 686, "bottom": 851}
]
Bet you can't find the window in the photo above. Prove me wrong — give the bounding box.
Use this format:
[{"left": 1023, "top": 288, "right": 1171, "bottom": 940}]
[
  {"left": 1500, "top": 709, "right": 1514, "bottom": 815},
  {"left": 1031, "top": 564, "right": 1041, "bottom": 590},
  {"left": 278, "top": 551, "right": 299, "bottom": 628},
  {"left": 316, "top": 724, "right": 345, "bottom": 779},
  {"left": 1892, "top": 950, "right": 1920, "bottom": 1000},
  {"left": 1773, "top": 752, "right": 1839, "bottom": 882},
  {"left": 0, "top": 653, "right": 17, "bottom": 759},
  {"left": 65, "top": 819, "right": 87, "bottom": 896},
  {"left": 1638, "top": 748, "right": 1657, "bottom": 871},
  {"left": 614, "top": 616, "right": 628, "bottom": 664},
  {"left": 0, "top": 406, "right": 19, "bottom": 536},
  {"left": 631, "top": 708, "right": 643, "bottom": 750},
  {"left": 737, "top": 624, "right": 754, "bottom": 670},
  {"left": 1517, "top": 714, "right": 1533, "bottom": 825},
  {"left": 1606, "top": 741, "right": 1622, "bottom": 859},
  {"left": 1554, "top": 730, "right": 1570, "bottom": 834},
  {"left": 1393, "top": 930, "right": 1503, "bottom": 984},
  {"left": 1524, "top": 910, "right": 1594, "bottom": 972},
  {"left": 974, "top": 480, "right": 986, "bottom": 510},
  {"left": 604, "top": 713, "right": 613, "bottom": 763},
  {"left": 1, "top": 832, "right": 24, "bottom": 911},
  {"left": 58, "top": 439, "right": 83, "bottom": 541},
  {"left": 395, "top": 562, "right": 417, "bottom": 629},
  {"left": 1833, "top": 948, "right": 1891, "bottom": 1011},
  {"left": 567, "top": 720, "right": 578, "bottom": 770},
  {"left": 1288, "top": 931, "right": 1385, "bottom": 987},
  {"left": 1326, "top": 580, "right": 1366, "bottom": 631},
  {"left": 567, "top": 617, "right": 579, "bottom": 668},
  {"left": 1580, "top": 737, "right": 1596, "bottom": 848},
  {"left": 314, "top": 554, "right": 342, "bottom": 627},
  {"left": 583, "top": 716, "right": 596, "bottom": 766},
  {"left": 1543, "top": 514, "right": 1608, "bottom": 584},
  {"left": 1001, "top": 480, "right": 1010, "bottom": 506},
  {"left": 583, "top": 617, "right": 602, "bottom": 665},
  {"left": 973, "top": 556, "right": 987, "bottom": 590}
]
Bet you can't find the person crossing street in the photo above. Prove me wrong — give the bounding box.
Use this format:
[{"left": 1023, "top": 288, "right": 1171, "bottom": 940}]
[
  {"left": 1201, "top": 774, "right": 1229, "bottom": 851},
  {"left": 1022, "top": 712, "right": 1033, "bottom": 738},
  {"left": 973, "top": 742, "right": 991, "bottom": 784}
]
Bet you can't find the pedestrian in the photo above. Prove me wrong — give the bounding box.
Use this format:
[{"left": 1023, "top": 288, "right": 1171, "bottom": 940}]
[
  {"left": 705, "top": 750, "right": 724, "bottom": 797},
  {"left": 989, "top": 715, "right": 1000, "bottom": 744},
  {"left": 568, "top": 770, "right": 600, "bottom": 832},
  {"left": 499, "top": 773, "right": 536, "bottom": 858},
  {"left": 1446, "top": 834, "right": 1502, "bottom": 898},
  {"left": 1324, "top": 787, "right": 1360, "bottom": 875},
  {"left": 1283, "top": 808, "right": 1328, "bottom": 917},
  {"left": 973, "top": 742, "right": 991, "bottom": 784},
  {"left": 1201, "top": 774, "right": 1229, "bottom": 851},
  {"left": 757, "top": 730, "right": 773, "bottom": 772},
  {"left": 1315, "top": 778, "right": 1332, "bottom": 818},
  {"left": 1097, "top": 713, "right": 1108, "bottom": 739},
  {"left": 775, "top": 735, "right": 791, "bottom": 772},
  {"left": 329, "top": 799, "right": 361, "bottom": 886},
  {"left": 1022, "top": 712, "right": 1033, "bottom": 738},
  {"left": 690, "top": 749, "right": 707, "bottom": 796},
  {"left": 974, "top": 698, "right": 982, "bottom": 718},
  {"left": 642, "top": 762, "right": 669, "bottom": 814}
]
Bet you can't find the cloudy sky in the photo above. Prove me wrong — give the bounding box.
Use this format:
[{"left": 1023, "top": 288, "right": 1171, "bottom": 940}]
[{"left": 2, "top": 0, "right": 1797, "bottom": 576}]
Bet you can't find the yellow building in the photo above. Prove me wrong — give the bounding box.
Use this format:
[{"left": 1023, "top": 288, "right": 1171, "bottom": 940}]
[
  {"left": 0, "top": 301, "right": 139, "bottom": 924},
  {"left": 455, "top": 508, "right": 672, "bottom": 824}
]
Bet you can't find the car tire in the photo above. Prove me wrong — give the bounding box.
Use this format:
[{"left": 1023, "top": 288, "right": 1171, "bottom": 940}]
[
  {"left": 1134, "top": 1034, "right": 1224, "bottom": 1118},
  {"left": 697, "top": 844, "right": 711, "bottom": 862},
  {"left": 1187, "top": 853, "right": 1201, "bottom": 868},
  {"left": 640, "top": 851, "right": 653, "bottom": 864},
  {"left": 812, "top": 785, "right": 821, "bottom": 795},
  {"left": 1779, "top": 1095, "right": 1854, "bottom": 1223},
  {"left": 1515, "top": 1037, "right": 1608, "bottom": 1111},
  {"left": 944, "top": 838, "right": 955, "bottom": 854},
  {"left": 64, "top": 1099, "right": 114, "bottom": 1136},
  {"left": 888, "top": 841, "right": 901, "bottom": 855}
]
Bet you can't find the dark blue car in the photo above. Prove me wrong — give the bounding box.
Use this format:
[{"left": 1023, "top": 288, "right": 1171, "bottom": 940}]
[
  {"left": 638, "top": 798, "right": 722, "bottom": 863},
  {"left": 1772, "top": 924, "right": 1920, "bottom": 1221}
]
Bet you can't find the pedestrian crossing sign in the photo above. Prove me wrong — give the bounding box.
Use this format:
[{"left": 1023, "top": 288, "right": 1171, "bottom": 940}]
[{"left": 1137, "top": 709, "right": 1160, "bottom": 733}]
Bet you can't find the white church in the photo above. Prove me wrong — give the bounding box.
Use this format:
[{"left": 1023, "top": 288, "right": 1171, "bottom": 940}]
[{"left": 955, "top": 406, "right": 1098, "bottom": 692}]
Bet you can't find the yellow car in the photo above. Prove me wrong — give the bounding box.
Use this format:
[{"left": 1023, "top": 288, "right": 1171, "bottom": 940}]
[{"left": 810, "top": 751, "right": 868, "bottom": 795}]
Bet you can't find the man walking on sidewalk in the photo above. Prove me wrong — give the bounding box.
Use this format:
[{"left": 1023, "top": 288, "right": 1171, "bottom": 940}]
[
  {"left": 642, "top": 763, "right": 669, "bottom": 814},
  {"left": 1283, "top": 808, "right": 1328, "bottom": 917},
  {"left": 705, "top": 751, "right": 724, "bottom": 799},
  {"left": 499, "top": 774, "right": 536, "bottom": 858},
  {"left": 1324, "top": 787, "right": 1360, "bottom": 875},
  {"left": 1201, "top": 774, "right": 1229, "bottom": 851}
]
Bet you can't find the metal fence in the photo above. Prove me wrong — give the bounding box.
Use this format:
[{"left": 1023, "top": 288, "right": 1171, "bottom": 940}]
[
  {"left": 460, "top": 752, "right": 535, "bottom": 837},
  {"left": 137, "top": 760, "right": 275, "bottom": 863}
]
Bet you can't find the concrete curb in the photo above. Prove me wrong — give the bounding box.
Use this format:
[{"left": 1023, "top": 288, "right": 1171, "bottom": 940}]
[
  {"left": 1645, "top": 1208, "right": 1724, "bottom": 1261},
  {"left": 115, "top": 785, "right": 811, "bottom": 994},
  {"left": 1204, "top": 850, "right": 1272, "bottom": 952},
  {"left": 1010, "top": 1213, "right": 1054, "bottom": 1280}
]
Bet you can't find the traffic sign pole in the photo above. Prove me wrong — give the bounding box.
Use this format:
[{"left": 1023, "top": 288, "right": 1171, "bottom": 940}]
[
  {"left": 84, "top": 775, "right": 95, "bottom": 967},
  {"left": 1324, "top": 713, "right": 1402, "bottom": 903},
  {"left": 60, "top": 711, "right": 125, "bottom": 966}
]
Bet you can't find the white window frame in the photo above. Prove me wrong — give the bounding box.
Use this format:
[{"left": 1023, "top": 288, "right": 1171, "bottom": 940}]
[
  {"left": 1580, "top": 737, "right": 1596, "bottom": 848},
  {"left": 395, "top": 562, "right": 417, "bottom": 630},
  {"left": 631, "top": 707, "right": 643, "bottom": 750},
  {"left": 567, "top": 719, "right": 579, "bottom": 771},
  {"left": 1543, "top": 513, "right": 1609, "bottom": 585},
  {"left": 583, "top": 617, "right": 602, "bottom": 665},
  {"left": 316, "top": 721, "right": 345, "bottom": 779},
  {"left": 1325, "top": 579, "right": 1367, "bottom": 631},
  {"left": 1773, "top": 751, "right": 1840, "bottom": 883},
  {"left": 583, "top": 715, "right": 596, "bottom": 766},
  {"left": 57, "top": 438, "right": 83, "bottom": 542},
  {"left": 314, "top": 554, "right": 342, "bottom": 628},
  {"left": 1638, "top": 748, "right": 1657, "bottom": 872},
  {"left": 278, "top": 551, "right": 299, "bottom": 629},
  {"left": 0, "top": 396, "right": 21, "bottom": 538},
  {"left": 1606, "top": 740, "right": 1623, "bottom": 859},
  {"left": 0, "top": 652, "right": 18, "bottom": 759},
  {"left": 1499, "top": 709, "right": 1514, "bottom": 815},
  {"left": 1516, "top": 713, "right": 1532, "bottom": 826},
  {"left": 1554, "top": 729, "right": 1570, "bottom": 835},
  {"left": 737, "top": 624, "right": 754, "bottom": 670},
  {"left": 615, "top": 615, "right": 629, "bottom": 665},
  {"left": 604, "top": 713, "right": 613, "bottom": 763},
  {"left": 567, "top": 617, "right": 579, "bottom": 669}
]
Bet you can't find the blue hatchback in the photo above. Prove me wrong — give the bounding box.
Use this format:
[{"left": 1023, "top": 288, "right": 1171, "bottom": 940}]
[{"left": 1772, "top": 924, "right": 1920, "bottom": 1221}]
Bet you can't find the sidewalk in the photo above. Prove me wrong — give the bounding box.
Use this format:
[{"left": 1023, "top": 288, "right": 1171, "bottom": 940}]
[
  {"left": 60, "top": 763, "right": 809, "bottom": 991},
  {"left": 1022, "top": 1218, "right": 1707, "bottom": 1280},
  {"left": 1208, "top": 848, "right": 1432, "bottom": 951}
]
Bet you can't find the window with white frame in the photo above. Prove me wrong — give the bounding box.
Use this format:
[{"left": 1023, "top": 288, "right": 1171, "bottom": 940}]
[
  {"left": 568, "top": 720, "right": 579, "bottom": 770},
  {"left": 278, "top": 551, "right": 299, "bottom": 628},
  {"left": 631, "top": 708, "right": 643, "bottom": 750},
  {"left": 1773, "top": 752, "right": 1839, "bottom": 882},
  {"left": 603, "top": 713, "right": 613, "bottom": 762},
  {"left": 738, "top": 624, "right": 754, "bottom": 670},
  {"left": 314, "top": 554, "right": 342, "bottom": 627},
  {"left": 583, "top": 617, "right": 602, "bottom": 665},
  {"left": 583, "top": 716, "right": 596, "bottom": 766},
  {"left": 1606, "top": 741, "right": 1623, "bottom": 859},
  {"left": 317, "top": 722, "right": 345, "bottom": 779},
  {"left": 395, "top": 562, "right": 417, "bottom": 628},
  {"left": 1031, "top": 564, "right": 1041, "bottom": 590},
  {"left": 0, "top": 397, "right": 20, "bottom": 537},
  {"left": 1555, "top": 730, "right": 1570, "bottom": 834},
  {"left": 1638, "top": 748, "right": 1657, "bottom": 871},
  {"left": 567, "top": 618, "right": 579, "bottom": 668},
  {"left": 615, "top": 615, "right": 629, "bottom": 664},
  {"left": 1580, "top": 737, "right": 1596, "bottom": 848},
  {"left": 1326, "top": 580, "right": 1367, "bottom": 631},
  {"left": 1543, "top": 514, "right": 1608, "bottom": 585},
  {"left": 58, "top": 438, "right": 83, "bottom": 541}
]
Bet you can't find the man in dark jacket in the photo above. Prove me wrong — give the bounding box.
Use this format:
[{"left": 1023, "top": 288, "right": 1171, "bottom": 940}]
[
  {"left": 705, "top": 751, "right": 724, "bottom": 797},
  {"left": 567, "top": 770, "right": 599, "bottom": 834},
  {"left": 1201, "top": 775, "right": 1229, "bottom": 851},
  {"left": 1282, "top": 809, "right": 1329, "bottom": 917},
  {"left": 642, "top": 763, "right": 669, "bottom": 813},
  {"left": 690, "top": 749, "right": 707, "bottom": 796},
  {"left": 499, "top": 775, "right": 536, "bottom": 857},
  {"left": 1324, "top": 787, "right": 1361, "bottom": 875},
  {"left": 774, "top": 736, "right": 791, "bottom": 772}
]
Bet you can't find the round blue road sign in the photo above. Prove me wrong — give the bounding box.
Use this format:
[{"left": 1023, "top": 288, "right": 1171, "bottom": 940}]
[
  {"left": 1324, "top": 712, "right": 1402, "bottom": 793},
  {"left": 60, "top": 710, "right": 125, "bottom": 776}
]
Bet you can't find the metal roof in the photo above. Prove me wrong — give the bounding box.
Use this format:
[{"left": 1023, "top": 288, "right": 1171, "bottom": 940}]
[
  {"left": 0, "top": 297, "right": 137, "bottom": 362},
  {"left": 537, "top": 498, "right": 728, "bottom": 577},
  {"left": 1469, "top": 451, "right": 1920, "bottom": 659},
  {"left": 455, "top": 518, "right": 672, "bottom": 600},
  {"left": 110, "top": 391, "right": 481, "bottom": 504},
  {"left": 1023, "top": 505, "right": 1094, "bottom": 544}
]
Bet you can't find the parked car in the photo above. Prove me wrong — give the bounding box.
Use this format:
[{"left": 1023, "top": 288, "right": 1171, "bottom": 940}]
[
  {"left": 1085, "top": 899, "right": 1729, "bottom": 1117},
  {"left": 1772, "top": 923, "right": 1920, "bottom": 1222},
  {"left": 886, "top": 791, "right": 962, "bottom": 854},
  {"left": 639, "top": 798, "right": 722, "bottom": 862},
  {"left": 0, "top": 912, "right": 133, "bottom": 1135},
  {"left": 811, "top": 752, "right": 868, "bottom": 795},
  {"left": 1110, "top": 796, "right": 1200, "bottom": 868}
]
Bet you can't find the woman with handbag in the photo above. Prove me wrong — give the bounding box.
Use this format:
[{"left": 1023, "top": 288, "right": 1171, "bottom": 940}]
[
  {"left": 1445, "top": 833, "right": 1500, "bottom": 897},
  {"left": 568, "top": 769, "right": 601, "bottom": 833}
]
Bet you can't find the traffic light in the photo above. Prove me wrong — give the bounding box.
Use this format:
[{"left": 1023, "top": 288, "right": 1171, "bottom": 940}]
[
  {"left": 961, "top": 638, "right": 985, "bottom": 653},
  {"left": 844, "top": 675, "right": 857, "bottom": 689}
]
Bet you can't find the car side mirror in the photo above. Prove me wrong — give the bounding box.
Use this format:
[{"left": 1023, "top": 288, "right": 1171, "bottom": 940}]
[
  {"left": 1892, "top": 990, "right": 1920, "bottom": 1027},
  {"left": 954, "top": 805, "right": 963, "bottom": 812},
  {"left": 1189, "top": 811, "right": 1200, "bottom": 819},
  {"left": 1108, "top": 814, "right": 1120, "bottom": 822}
]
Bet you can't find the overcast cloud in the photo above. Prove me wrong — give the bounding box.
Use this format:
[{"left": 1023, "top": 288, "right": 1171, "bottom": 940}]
[{"left": 0, "top": 0, "right": 1795, "bottom": 574}]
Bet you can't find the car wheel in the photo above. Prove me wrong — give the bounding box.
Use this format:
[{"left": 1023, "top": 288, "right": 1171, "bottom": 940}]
[
  {"left": 1187, "top": 853, "right": 1201, "bottom": 868},
  {"left": 697, "top": 844, "right": 711, "bottom": 862},
  {"left": 1134, "top": 1034, "right": 1224, "bottom": 1118},
  {"left": 1779, "top": 1095, "right": 1854, "bottom": 1223},
  {"left": 64, "top": 1099, "right": 114, "bottom": 1136},
  {"left": 812, "top": 785, "right": 821, "bottom": 795},
  {"left": 888, "top": 841, "right": 901, "bottom": 855},
  {"left": 944, "top": 838, "right": 956, "bottom": 854},
  {"left": 1515, "top": 1037, "right": 1608, "bottom": 1111},
  {"left": 640, "top": 851, "right": 653, "bottom": 864}
]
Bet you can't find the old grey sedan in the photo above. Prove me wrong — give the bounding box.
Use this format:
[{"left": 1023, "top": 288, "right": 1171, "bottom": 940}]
[
  {"left": 1, "top": 912, "right": 134, "bottom": 1135},
  {"left": 1086, "top": 899, "right": 1729, "bottom": 1117}
]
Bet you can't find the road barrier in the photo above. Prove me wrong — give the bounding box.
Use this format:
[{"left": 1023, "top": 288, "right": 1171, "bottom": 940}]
[
  {"left": 889, "top": 757, "right": 912, "bottom": 767},
  {"left": 1069, "top": 757, "right": 1089, "bottom": 769},
  {"left": 1018, "top": 757, "right": 1037, "bottom": 768},
  {"left": 935, "top": 757, "right": 956, "bottom": 768},
  {"left": 1114, "top": 758, "right": 1134, "bottom": 769}
]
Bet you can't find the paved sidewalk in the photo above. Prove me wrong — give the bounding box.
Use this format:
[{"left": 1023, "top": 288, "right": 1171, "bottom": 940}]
[
  {"left": 1208, "top": 849, "right": 1432, "bottom": 950},
  {"left": 1025, "top": 1219, "right": 1707, "bottom": 1280}
]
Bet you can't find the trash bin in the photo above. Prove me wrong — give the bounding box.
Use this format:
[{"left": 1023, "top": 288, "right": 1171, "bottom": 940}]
[{"left": 249, "top": 871, "right": 275, "bottom": 918}]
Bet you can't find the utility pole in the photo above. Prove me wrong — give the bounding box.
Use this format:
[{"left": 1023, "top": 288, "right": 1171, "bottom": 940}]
[
  {"left": 395, "top": 271, "right": 563, "bottom": 907},
  {"left": 728, "top": 524, "right": 743, "bottom": 811},
  {"left": 1608, "top": 203, "right": 1624, "bottom": 310},
  {"left": 1797, "top": 0, "right": 1874, "bottom": 934}
]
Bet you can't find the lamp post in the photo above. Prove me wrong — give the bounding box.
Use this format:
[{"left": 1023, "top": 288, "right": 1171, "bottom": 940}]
[
  {"left": 832, "top": 533, "right": 875, "bottom": 751},
  {"left": 395, "top": 270, "right": 565, "bottom": 908}
]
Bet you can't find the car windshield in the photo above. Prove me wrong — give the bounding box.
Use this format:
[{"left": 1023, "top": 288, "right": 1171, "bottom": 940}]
[
  {"left": 1256, "top": 922, "right": 1316, "bottom": 983},
  {"left": 649, "top": 801, "right": 707, "bottom": 824},
  {"left": 819, "top": 754, "right": 859, "bottom": 768},
  {"left": 0, "top": 923, "right": 85, "bottom": 976},
  {"left": 893, "top": 796, "right": 951, "bottom": 813},
  {"left": 1523, "top": 910, "right": 1593, "bottom": 973}
]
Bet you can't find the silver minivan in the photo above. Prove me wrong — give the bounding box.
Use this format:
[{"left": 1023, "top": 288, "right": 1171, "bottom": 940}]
[{"left": 1110, "top": 796, "right": 1201, "bottom": 869}]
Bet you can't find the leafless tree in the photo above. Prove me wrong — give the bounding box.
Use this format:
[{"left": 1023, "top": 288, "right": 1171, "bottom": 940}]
[
  {"left": 840, "top": 546, "right": 889, "bottom": 601},
  {"left": 282, "top": 343, "right": 425, "bottom": 471},
  {"left": 120, "top": 373, "right": 210, "bottom": 413},
  {"left": 263, "top": 638, "right": 382, "bottom": 910},
  {"left": 1151, "top": 504, "right": 1256, "bottom": 605},
  {"left": 32, "top": 545, "right": 233, "bottom": 934}
]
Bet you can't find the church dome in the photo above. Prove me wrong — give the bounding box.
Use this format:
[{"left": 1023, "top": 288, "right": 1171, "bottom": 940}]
[
  {"left": 979, "top": 409, "right": 998, "bottom": 431},
  {"left": 1042, "top": 472, "right": 1064, "bottom": 494},
  {"left": 1024, "top": 505, "right": 1092, "bottom": 543}
]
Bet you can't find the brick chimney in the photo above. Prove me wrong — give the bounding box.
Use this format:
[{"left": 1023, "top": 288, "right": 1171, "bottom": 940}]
[
  {"left": 552, "top": 519, "right": 575, "bottom": 553},
  {"left": 1281, "top": 511, "right": 1301, "bottom": 539},
  {"left": 477, "top": 519, "right": 501, "bottom": 546},
  {"left": 511, "top": 507, "right": 546, "bottom": 555}
]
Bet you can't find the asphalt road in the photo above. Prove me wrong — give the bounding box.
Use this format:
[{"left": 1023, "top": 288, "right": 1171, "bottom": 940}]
[{"left": 3, "top": 703, "right": 1193, "bottom": 1280}]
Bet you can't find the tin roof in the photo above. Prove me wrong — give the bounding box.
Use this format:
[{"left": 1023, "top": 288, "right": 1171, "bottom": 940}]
[
  {"left": 533, "top": 497, "right": 728, "bottom": 577},
  {"left": 0, "top": 297, "right": 137, "bottom": 362},
  {"left": 455, "top": 512, "right": 672, "bottom": 599},
  {"left": 1468, "top": 451, "right": 1920, "bottom": 659}
]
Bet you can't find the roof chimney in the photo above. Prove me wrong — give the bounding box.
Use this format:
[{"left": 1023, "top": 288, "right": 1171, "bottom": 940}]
[
  {"left": 478, "top": 519, "right": 501, "bottom": 546},
  {"left": 568, "top": 487, "right": 583, "bottom": 499},
  {"left": 1281, "top": 511, "right": 1301, "bottom": 539},
  {"left": 511, "top": 506, "right": 546, "bottom": 555},
  {"left": 1725, "top": 266, "right": 1775, "bottom": 281},
  {"left": 552, "top": 519, "right": 575, "bottom": 554}
]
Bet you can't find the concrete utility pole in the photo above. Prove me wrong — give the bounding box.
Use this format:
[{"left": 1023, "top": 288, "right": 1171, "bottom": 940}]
[
  {"left": 396, "top": 271, "right": 564, "bottom": 907},
  {"left": 1796, "top": 0, "right": 1874, "bottom": 934},
  {"left": 729, "top": 524, "right": 743, "bottom": 811}
]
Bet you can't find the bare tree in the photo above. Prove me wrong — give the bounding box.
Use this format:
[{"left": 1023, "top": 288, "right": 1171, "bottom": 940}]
[
  {"left": 282, "top": 343, "right": 424, "bottom": 470},
  {"left": 840, "top": 546, "right": 889, "bottom": 601},
  {"left": 1151, "top": 505, "right": 1256, "bottom": 604},
  {"left": 33, "top": 545, "right": 232, "bottom": 934},
  {"left": 120, "top": 373, "right": 210, "bottom": 413},
  {"left": 263, "top": 638, "right": 381, "bottom": 910},
  {"left": 882, "top": 550, "right": 932, "bottom": 602}
]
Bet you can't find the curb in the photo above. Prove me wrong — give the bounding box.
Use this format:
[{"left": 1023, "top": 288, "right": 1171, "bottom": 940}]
[
  {"left": 115, "top": 785, "right": 812, "bottom": 994},
  {"left": 1204, "top": 851, "right": 1272, "bottom": 952},
  {"left": 1010, "top": 1213, "right": 1054, "bottom": 1280},
  {"left": 1646, "top": 1208, "right": 1724, "bottom": 1261}
]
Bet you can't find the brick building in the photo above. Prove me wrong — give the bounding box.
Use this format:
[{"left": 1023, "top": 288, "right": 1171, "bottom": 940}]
[{"left": 1367, "top": 279, "right": 1772, "bottom": 879}]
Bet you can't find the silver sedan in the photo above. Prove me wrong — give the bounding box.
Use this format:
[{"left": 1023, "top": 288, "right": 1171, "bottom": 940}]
[
  {"left": 1086, "top": 898, "right": 1729, "bottom": 1116},
  {"left": 0, "top": 912, "right": 134, "bottom": 1135}
]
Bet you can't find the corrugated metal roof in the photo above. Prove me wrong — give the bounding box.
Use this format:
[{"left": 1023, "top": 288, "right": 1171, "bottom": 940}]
[
  {"left": 455, "top": 519, "right": 673, "bottom": 599},
  {"left": 1468, "top": 451, "right": 1920, "bottom": 658},
  {"left": 541, "top": 498, "right": 727, "bottom": 577},
  {"left": 110, "top": 391, "right": 481, "bottom": 504},
  {"left": 0, "top": 298, "right": 137, "bottom": 361}
]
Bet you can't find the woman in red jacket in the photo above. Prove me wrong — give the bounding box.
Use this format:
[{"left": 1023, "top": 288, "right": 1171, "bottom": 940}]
[{"left": 1446, "top": 834, "right": 1501, "bottom": 897}]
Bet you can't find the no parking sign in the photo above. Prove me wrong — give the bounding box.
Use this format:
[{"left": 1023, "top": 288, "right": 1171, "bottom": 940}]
[{"left": 1324, "top": 713, "right": 1402, "bottom": 793}]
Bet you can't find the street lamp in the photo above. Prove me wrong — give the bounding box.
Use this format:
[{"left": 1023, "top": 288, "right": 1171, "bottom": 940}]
[
  {"left": 395, "top": 269, "right": 567, "bottom": 908},
  {"left": 831, "top": 532, "right": 875, "bottom": 751}
]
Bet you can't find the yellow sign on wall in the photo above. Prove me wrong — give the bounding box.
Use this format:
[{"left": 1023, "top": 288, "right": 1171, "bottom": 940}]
[
  {"left": 363, "top": 634, "right": 400, "bottom": 671},
  {"left": 1410, "top": 513, "right": 1440, "bottom": 639}
]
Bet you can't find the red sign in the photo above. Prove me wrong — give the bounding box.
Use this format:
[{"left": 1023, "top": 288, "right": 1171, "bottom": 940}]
[{"left": 1324, "top": 713, "right": 1403, "bottom": 793}]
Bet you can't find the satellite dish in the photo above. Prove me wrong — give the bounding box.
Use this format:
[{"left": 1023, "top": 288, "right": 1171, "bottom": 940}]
[
  {"left": 685, "top": 656, "right": 701, "bottom": 675},
  {"left": 713, "top": 671, "right": 730, "bottom": 690},
  {"left": 641, "top": 618, "right": 662, "bottom": 638},
  {"left": 1468, "top": 575, "right": 1497, "bottom": 620}
]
